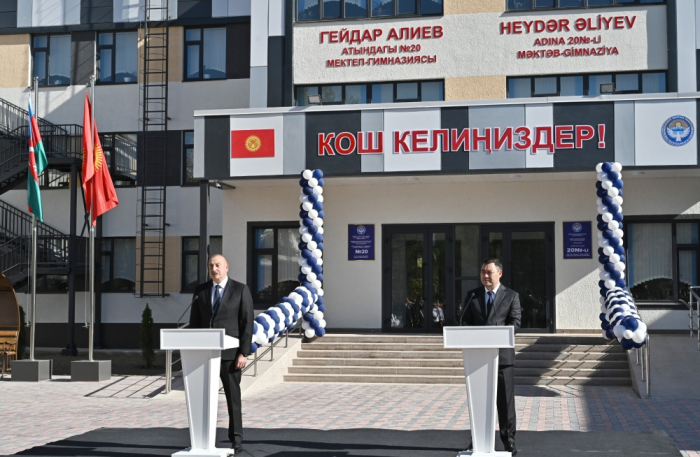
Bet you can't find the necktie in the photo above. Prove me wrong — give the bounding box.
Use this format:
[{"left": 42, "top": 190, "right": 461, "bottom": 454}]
[
  {"left": 213, "top": 285, "right": 222, "bottom": 314},
  {"left": 486, "top": 291, "right": 494, "bottom": 317}
]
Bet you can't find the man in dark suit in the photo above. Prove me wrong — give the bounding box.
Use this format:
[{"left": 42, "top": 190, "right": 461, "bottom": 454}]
[
  {"left": 189, "top": 254, "right": 254, "bottom": 454},
  {"left": 461, "top": 258, "right": 522, "bottom": 455}
]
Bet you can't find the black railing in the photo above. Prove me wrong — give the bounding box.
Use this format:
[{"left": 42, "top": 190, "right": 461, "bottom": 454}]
[{"left": 0, "top": 97, "right": 58, "bottom": 135}]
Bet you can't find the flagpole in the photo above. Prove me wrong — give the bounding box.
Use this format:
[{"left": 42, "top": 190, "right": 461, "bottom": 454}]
[
  {"left": 88, "top": 75, "right": 96, "bottom": 362},
  {"left": 29, "top": 76, "right": 39, "bottom": 362}
]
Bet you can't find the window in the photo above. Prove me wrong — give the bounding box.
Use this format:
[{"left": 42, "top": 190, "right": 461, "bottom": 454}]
[
  {"left": 507, "top": 72, "right": 666, "bottom": 98},
  {"left": 100, "top": 133, "right": 137, "bottom": 186},
  {"left": 97, "top": 32, "right": 138, "bottom": 84},
  {"left": 183, "top": 131, "right": 195, "bottom": 185},
  {"left": 248, "top": 225, "right": 301, "bottom": 306},
  {"left": 296, "top": 80, "right": 444, "bottom": 105},
  {"left": 507, "top": 0, "right": 663, "bottom": 10},
  {"left": 626, "top": 221, "right": 700, "bottom": 302},
  {"left": 184, "top": 28, "right": 226, "bottom": 80},
  {"left": 33, "top": 35, "right": 71, "bottom": 86},
  {"left": 102, "top": 238, "right": 136, "bottom": 292},
  {"left": 181, "top": 236, "right": 223, "bottom": 292},
  {"left": 39, "top": 169, "right": 70, "bottom": 189},
  {"left": 297, "top": 0, "right": 442, "bottom": 20}
]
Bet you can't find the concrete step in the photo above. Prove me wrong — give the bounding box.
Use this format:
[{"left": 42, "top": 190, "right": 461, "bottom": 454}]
[
  {"left": 298, "top": 350, "right": 627, "bottom": 361},
  {"left": 288, "top": 366, "right": 629, "bottom": 378},
  {"left": 515, "top": 344, "right": 624, "bottom": 353},
  {"left": 316, "top": 334, "right": 613, "bottom": 345},
  {"left": 304, "top": 342, "right": 624, "bottom": 353},
  {"left": 515, "top": 351, "right": 627, "bottom": 361},
  {"left": 293, "top": 357, "right": 629, "bottom": 370},
  {"left": 284, "top": 374, "right": 632, "bottom": 386}
]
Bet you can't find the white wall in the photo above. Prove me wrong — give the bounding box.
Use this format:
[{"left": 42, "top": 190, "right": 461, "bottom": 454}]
[
  {"left": 293, "top": 6, "right": 668, "bottom": 85},
  {"left": 222, "top": 174, "right": 700, "bottom": 331}
]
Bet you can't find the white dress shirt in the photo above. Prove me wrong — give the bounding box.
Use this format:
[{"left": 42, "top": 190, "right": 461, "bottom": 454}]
[{"left": 212, "top": 276, "right": 228, "bottom": 308}]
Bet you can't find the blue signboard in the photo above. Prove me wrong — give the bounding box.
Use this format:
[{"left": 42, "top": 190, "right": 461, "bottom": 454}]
[
  {"left": 563, "top": 222, "right": 592, "bottom": 259},
  {"left": 348, "top": 224, "right": 375, "bottom": 261}
]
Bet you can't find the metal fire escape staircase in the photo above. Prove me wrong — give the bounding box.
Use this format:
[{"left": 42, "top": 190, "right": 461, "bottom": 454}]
[{"left": 137, "top": 0, "right": 170, "bottom": 297}]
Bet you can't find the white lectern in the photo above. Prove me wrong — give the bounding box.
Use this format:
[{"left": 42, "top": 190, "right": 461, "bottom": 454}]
[
  {"left": 443, "top": 326, "right": 515, "bottom": 457},
  {"left": 161, "top": 329, "right": 239, "bottom": 457}
]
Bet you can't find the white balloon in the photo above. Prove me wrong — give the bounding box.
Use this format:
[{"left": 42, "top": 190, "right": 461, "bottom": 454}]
[
  {"left": 613, "top": 229, "right": 624, "bottom": 239},
  {"left": 596, "top": 198, "right": 603, "bottom": 207},
  {"left": 313, "top": 186, "right": 323, "bottom": 195},
  {"left": 599, "top": 297, "right": 606, "bottom": 305},
  {"left": 596, "top": 163, "right": 603, "bottom": 173},
  {"left": 317, "top": 195, "right": 324, "bottom": 203},
  {"left": 299, "top": 195, "right": 309, "bottom": 203},
  {"left": 632, "top": 328, "right": 646, "bottom": 344},
  {"left": 299, "top": 226, "right": 308, "bottom": 235},
  {"left": 316, "top": 258, "right": 323, "bottom": 265},
  {"left": 618, "top": 238, "right": 624, "bottom": 247},
  {"left": 600, "top": 271, "right": 610, "bottom": 280},
  {"left": 307, "top": 240, "right": 318, "bottom": 250},
  {"left": 302, "top": 169, "right": 313, "bottom": 180},
  {"left": 597, "top": 172, "right": 607, "bottom": 181},
  {"left": 597, "top": 205, "right": 607, "bottom": 215},
  {"left": 602, "top": 180, "right": 613, "bottom": 190},
  {"left": 612, "top": 162, "right": 622, "bottom": 172},
  {"left": 605, "top": 279, "right": 616, "bottom": 289},
  {"left": 615, "top": 262, "right": 625, "bottom": 272},
  {"left": 308, "top": 178, "right": 319, "bottom": 188},
  {"left": 312, "top": 249, "right": 323, "bottom": 259},
  {"left": 612, "top": 196, "right": 623, "bottom": 206},
  {"left": 308, "top": 209, "right": 319, "bottom": 220},
  {"left": 608, "top": 220, "right": 620, "bottom": 231},
  {"left": 305, "top": 329, "right": 316, "bottom": 338},
  {"left": 602, "top": 212, "right": 613, "bottom": 223},
  {"left": 313, "top": 218, "right": 323, "bottom": 227},
  {"left": 314, "top": 311, "right": 324, "bottom": 320},
  {"left": 317, "top": 227, "right": 325, "bottom": 235},
  {"left": 298, "top": 257, "right": 308, "bottom": 266},
  {"left": 598, "top": 238, "right": 609, "bottom": 248},
  {"left": 597, "top": 231, "right": 604, "bottom": 239},
  {"left": 607, "top": 187, "right": 619, "bottom": 197},
  {"left": 306, "top": 272, "right": 317, "bottom": 282},
  {"left": 603, "top": 246, "right": 614, "bottom": 256},
  {"left": 600, "top": 304, "right": 607, "bottom": 313},
  {"left": 317, "top": 288, "right": 324, "bottom": 296},
  {"left": 620, "top": 304, "right": 630, "bottom": 312},
  {"left": 302, "top": 320, "right": 311, "bottom": 330},
  {"left": 300, "top": 266, "right": 312, "bottom": 275},
  {"left": 598, "top": 264, "right": 605, "bottom": 272},
  {"left": 302, "top": 201, "right": 314, "bottom": 211},
  {"left": 610, "top": 253, "right": 621, "bottom": 264},
  {"left": 613, "top": 324, "right": 625, "bottom": 339},
  {"left": 318, "top": 319, "right": 326, "bottom": 329},
  {"left": 623, "top": 329, "right": 634, "bottom": 340},
  {"left": 619, "top": 271, "right": 625, "bottom": 279},
  {"left": 302, "top": 233, "right": 313, "bottom": 243},
  {"left": 312, "top": 280, "right": 322, "bottom": 289}
]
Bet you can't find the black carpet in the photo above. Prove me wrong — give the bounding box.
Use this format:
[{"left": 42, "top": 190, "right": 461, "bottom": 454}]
[{"left": 8, "top": 428, "right": 680, "bottom": 457}]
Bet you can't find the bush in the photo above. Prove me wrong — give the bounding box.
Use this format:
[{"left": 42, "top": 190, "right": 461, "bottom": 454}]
[
  {"left": 140, "top": 303, "right": 155, "bottom": 368},
  {"left": 18, "top": 306, "right": 28, "bottom": 360}
]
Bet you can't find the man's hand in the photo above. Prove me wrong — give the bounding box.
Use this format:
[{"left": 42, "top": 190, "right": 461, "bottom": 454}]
[{"left": 236, "top": 353, "right": 248, "bottom": 370}]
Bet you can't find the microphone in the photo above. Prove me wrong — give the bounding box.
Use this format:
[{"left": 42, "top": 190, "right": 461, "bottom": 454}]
[{"left": 458, "top": 292, "right": 476, "bottom": 326}]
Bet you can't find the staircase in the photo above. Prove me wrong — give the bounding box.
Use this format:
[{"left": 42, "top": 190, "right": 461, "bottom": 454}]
[{"left": 284, "top": 334, "right": 631, "bottom": 386}]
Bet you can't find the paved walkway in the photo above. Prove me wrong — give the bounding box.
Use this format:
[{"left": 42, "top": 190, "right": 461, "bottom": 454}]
[{"left": 1, "top": 376, "right": 699, "bottom": 456}]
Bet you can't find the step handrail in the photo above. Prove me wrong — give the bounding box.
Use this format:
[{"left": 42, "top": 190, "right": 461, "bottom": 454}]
[{"left": 686, "top": 286, "right": 700, "bottom": 350}]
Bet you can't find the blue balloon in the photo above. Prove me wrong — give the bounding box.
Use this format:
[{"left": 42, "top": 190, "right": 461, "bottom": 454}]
[
  {"left": 313, "top": 169, "right": 324, "bottom": 179},
  {"left": 312, "top": 264, "right": 323, "bottom": 274},
  {"left": 312, "top": 233, "right": 323, "bottom": 243},
  {"left": 600, "top": 288, "right": 608, "bottom": 297},
  {"left": 303, "top": 312, "right": 313, "bottom": 322},
  {"left": 604, "top": 263, "right": 615, "bottom": 273},
  {"left": 308, "top": 225, "right": 319, "bottom": 235},
  {"left": 310, "top": 319, "right": 320, "bottom": 329},
  {"left": 618, "top": 221, "right": 624, "bottom": 229},
  {"left": 620, "top": 338, "right": 634, "bottom": 350},
  {"left": 317, "top": 273, "right": 324, "bottom": 281},
  {"left": 601, "top": 162, "right": 613, "bottom": 173},
  {"left": 605, "top": 329, "right": 615, "bottom": 339},
  {"left": 299, "top": 178, "right": 309, "bottom": 187},
  {"left": 597, "top": 189, "right": 608, "bottom": 198},
  {"left": 618, "top": 189, "right": 623, "bottom": 197},
  {"left": 266, "top": 311, "right": 280, "bottom": 323},
  {"left": 596, "top": 181, "right": 603, "bottom": 190},
  {"left": 308, "top": 193, "right": 319, "bottom": 203},
  {"left": 632, "top": 341, "right": 644, "bottom": 349},
  {"left": 602, "top": 230, "right": 613, "bottom": 240},
  {"left": 278, "top": 305, "right": 290, "bottom": 317},
  {"left": 317, "top": 304, "right": 326, "bottom": 312},
  {"left": 608, "top": 237, "right": 620, "bottom": 248},
  {"left": 624, "top": 316, "right": 639, "bottom": 331},
  {"left": 599, "top": 280, "right": 606, "bottom": 289},
  {"left": 619, "top": 254, "right": 626, "bottom": 263},
  {"left": 317, "top": 178, "right": 325, "bottom": 187},
  {"left": 306, "top": 256, "right": 318, "bottom": 267},
  {"left": 301, "top": 282, "right": 312, "bottom": 291},
  {"left": 315, "top": 327, "right": 326, "bottom": 337},
  {"left": 302, "top": 187, "right": 313, "bottom": 196},
  {"left": 317, "top": 242, "right": 324, "bottom": 251},
  {"left": 303, "top": 217, "right": 313, "bottom": 227},
  {"left": 599, "top": 313, "right": 606, "bottom": 321},
  {"left": 291, "top": 303, "right": 300, "bottom": 313},
  {"left": 299, "top": 211, "right": 309, "bottom": 218},
  {"left": 600, "top": 322, "right": 607, "bottom": 330},
  {"left": 597, "top": 247, "right": 605, "bottom": 256},
  {"left": 313, "top": 201, "right": 324, "bottom": 211},
  {"left": 614, "top": 245, "right": 625, "bottom": 255},
  {"left": 607, "top": 171, "right": 619, "bottom": 181},
  {"left": 316, "top": 296, "right": 324, "bottom": 305},
  {"left": 613, "top": 212, "right": 623, "bottom": 222},
  {"left": 599, "top": 256, "right": 610, "bottom": 264},
  {"left": 318, "top": 211, "right": 325, "bottom": 219},
  {"left": 253, "top": 322, "right": 259, "bottom": 334},
  {"left": 615, "top": 279, "right": 626, "bottom": 288},
  {"left": 607, "top": 204, "right": 619, "bottom": 214},
  {"left": 255, "top": 316, "right": 270, "bottom": 332},
  {"left": 298, "top": 242, "right": 307, "bottom": 250},
  {"left": 602, "top": 196, "right": 613, "bottom": 206},
  {"left": 610, "top": 270, "right": 621, "bottom": 281},
  {"left": 301, "top": 249, "right": 312, "bottom": 259},
  {"left": 597, "top": 222, "right": 608, "bottom": 231},
  {"left": 250, "top": 342, "right": 259, "bottom": 352},
  {"left": 613, "top": 179, "right": 624, "bottom": 189}
]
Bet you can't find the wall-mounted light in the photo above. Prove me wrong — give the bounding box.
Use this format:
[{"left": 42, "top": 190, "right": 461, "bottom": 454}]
[
  {"left": 600, "top": 83, "right": 615, "bottom": 94},
  {"left": 307, "top": 94, "right": 322, "bottom": 105}
]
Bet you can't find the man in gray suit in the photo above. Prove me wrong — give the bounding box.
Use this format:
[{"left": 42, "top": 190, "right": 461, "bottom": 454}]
[
  {"left": 461, "top": 258, "right": 522, "bottom": 455},
  {"left": 189, "top": 254, "right": 254, "bottom": 454}
]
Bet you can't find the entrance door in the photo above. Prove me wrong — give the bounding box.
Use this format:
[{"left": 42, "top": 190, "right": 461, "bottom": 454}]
[
  {"left": 482, "top": 224, "right": 555, "bottom": 332},
  {"left": 383, "top": 226, "right": 452, "bottom": 333}
]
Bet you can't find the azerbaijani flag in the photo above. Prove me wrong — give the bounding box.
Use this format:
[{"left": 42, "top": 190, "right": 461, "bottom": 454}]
[{"left": 28, "top": 100, "right": 48, "bottom": 222}]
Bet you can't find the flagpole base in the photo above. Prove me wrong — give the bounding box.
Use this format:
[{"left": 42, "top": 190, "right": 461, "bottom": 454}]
[
  {"left": 12, "top": 359, "right": 52, "bottom": 382},
  {"left": 71, "top": 360, "right": 111, "bottom": 382}
]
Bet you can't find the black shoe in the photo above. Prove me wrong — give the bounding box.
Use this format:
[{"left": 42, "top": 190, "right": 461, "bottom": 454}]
[{"left": 505, "top": 438, "right": 517, "bottom": 456}]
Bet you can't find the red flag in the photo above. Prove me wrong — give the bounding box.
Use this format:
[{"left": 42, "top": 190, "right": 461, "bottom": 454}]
[
  {"left": 82, "top": 94, "right": 118, "bottom": 226},
  {"left": 231, "top": 129, "right": 275, "bottom": 158},
  {"left": 81, "top": 92, "right": 94, "bottom": 190}
]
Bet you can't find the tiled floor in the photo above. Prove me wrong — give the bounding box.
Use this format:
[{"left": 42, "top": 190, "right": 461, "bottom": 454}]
[{"left": 2, "top": 376, "right": 699, "bottom": 456}]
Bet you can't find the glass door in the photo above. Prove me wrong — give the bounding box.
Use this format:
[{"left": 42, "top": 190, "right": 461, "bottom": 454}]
[
  {"left": 383, "top": 226, "right": 452, "bottom": 333},
  {"left": 482, "top": 224, "right": 554, "bottom": 332}
]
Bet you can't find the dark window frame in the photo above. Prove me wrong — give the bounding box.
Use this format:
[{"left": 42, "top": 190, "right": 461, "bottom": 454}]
[
  {"left": 101, "top": 237, "right": 136, "bottom": 293},
  {"left": 182, "top": 130, "right": 196, "bottom": 186},
  {"left": 181, "top": 236, "right": 200, "bottom": 292},
  {"left": 506, "top": 0, "right": 665, "bottom": 12},
  {"left": 32, "top": 34, "right": 71, "bottom": 87},
  {"left": 624, "top": 217, "right": 700, "bottom": 305},
  {"left": 99, "top": 132, "right": 138, "bottom": 187},
  {"left": 507, "top": 71, "right": 667, "bottom": 98},
  {"left": 297, "top": 0, "right": 443, "bottom": 21},
  {"left": 96, "top": 31, "right": 138, "bottom": 85},
  {"left": 295, "top": 79, "right": 444, "bottom": 105},
  {"left": 183, "top": 27, "right": 227, "bottom": 82},
  {"left": 247, "top": 222, "right": 301, "bottom": 309}
]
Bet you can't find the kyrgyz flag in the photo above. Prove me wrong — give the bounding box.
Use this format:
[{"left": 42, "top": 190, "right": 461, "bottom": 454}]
[
  {"left": 27, "top": 100, "right": 48, "bottom": 222},
  {"left": 231, "top": 129, "right": 275, "bottom": 158},
  {"left": 82, "top": 93, "right": 118, "bottom": 226}
]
